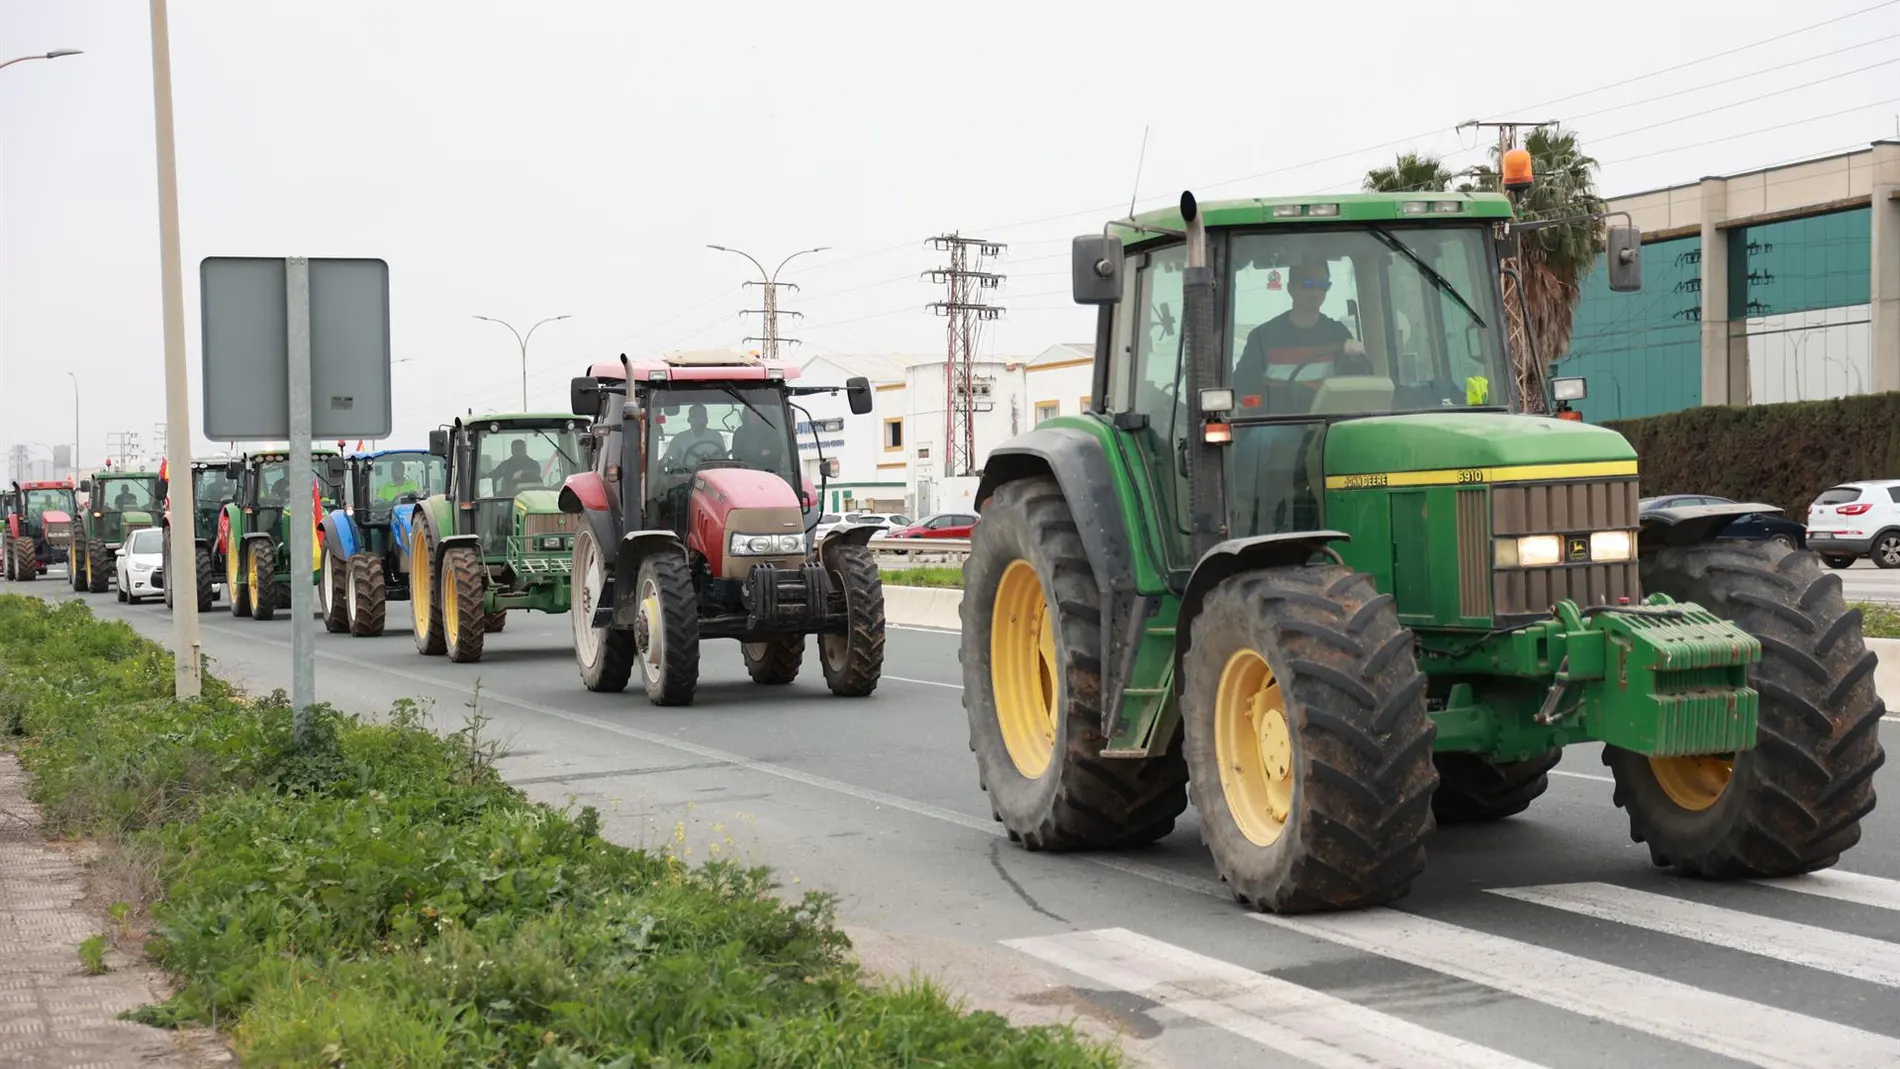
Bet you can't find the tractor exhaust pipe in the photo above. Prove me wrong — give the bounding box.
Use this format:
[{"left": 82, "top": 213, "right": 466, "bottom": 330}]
[{"left": 1180, "top": 190, "right": 1225, "bottom": 554}]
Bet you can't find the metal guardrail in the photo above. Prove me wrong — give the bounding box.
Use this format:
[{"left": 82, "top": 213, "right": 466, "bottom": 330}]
[{"left": 867, "top": 536, "right": 971, "bottom": 563}]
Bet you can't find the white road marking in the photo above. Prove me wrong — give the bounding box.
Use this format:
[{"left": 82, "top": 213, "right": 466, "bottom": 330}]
[
  {"left": 1490, "top": 881, "right": 1900, "bottom": 987},
  {"left": 883, "top": 674, "right": 961, "bottom": 690},
  {"left": 1548, "top": 770, "right": 1614, "bottom": 784},
  {"left": 1254, "top": 909, "right": 1900, "bottom": 1069},
  {"left": 1004, "top": 927, "right": 1548, "bottom": 1069},
  {"left": 1747, "top": 868, "right": 1900, "bottom": 914}
]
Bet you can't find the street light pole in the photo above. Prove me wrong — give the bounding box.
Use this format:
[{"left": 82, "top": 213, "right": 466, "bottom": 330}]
[
  {"left": 0, "top": 48, "right": 83, "bottom": 73},
  {"left": 66, "top": 373, "right": 79, "bottom": 478},
  {"left": 148, "top": 0, "right": 200, "bottom": 699},
  {"left": 706, "top": 245, "right": 829, "bottom": 362},
  {"left": 473, "top": 314, "right": 570, "bottom": 410}
]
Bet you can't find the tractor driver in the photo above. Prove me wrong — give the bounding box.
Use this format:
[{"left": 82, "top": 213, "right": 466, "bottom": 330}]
[
  {"left": 114, "top": 483, "right": 140, "bottom": 510},
  {"left": 378, "top": 459, "right": 420, "bottom": 502},
  {"left": 661, "top": 404, "right": 726, "bottom": 471},
  {"left": 487, "top": 440, "right": 544, "bottom": 496},
  {"left": 1232, "top": 258, "right": 1371, "bottom": 414}
]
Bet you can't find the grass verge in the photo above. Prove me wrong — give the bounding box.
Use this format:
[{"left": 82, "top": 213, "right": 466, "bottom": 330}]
[
  {"left": 1853, "top": 600, "right": 1900, "bottom": 639},
  {"left": 0, "top": 594, "right": 1121, "bottom": 1068},
  {"left": 880, "top": 567, "right": 964, "bottom": 589}
]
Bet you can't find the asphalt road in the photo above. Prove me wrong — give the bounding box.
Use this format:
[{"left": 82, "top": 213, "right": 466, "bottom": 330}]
[
  {"left": 1836, "top": 558, "right": 1900, "bottom": 605},
  {"left": 8, "top": 570, "right": 1900, "bottom": 1068}
]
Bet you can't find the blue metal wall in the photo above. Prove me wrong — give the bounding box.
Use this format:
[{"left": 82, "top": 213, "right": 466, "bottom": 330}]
[{"left": 1556, "top": 234, "right": 1704, "bottom": 421}]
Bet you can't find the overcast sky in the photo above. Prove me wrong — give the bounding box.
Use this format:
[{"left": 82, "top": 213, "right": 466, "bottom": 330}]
[{"left": 4, "top": 0, "right": 1897, "bottom": 464}]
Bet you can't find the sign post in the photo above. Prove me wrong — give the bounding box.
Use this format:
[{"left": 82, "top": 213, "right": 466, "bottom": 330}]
[{"left": 199, "top": 255, "right": 390, "bottom": 743}]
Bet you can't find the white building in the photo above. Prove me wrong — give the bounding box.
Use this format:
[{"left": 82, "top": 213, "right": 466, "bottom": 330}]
[{"left": 793, "top": 343, "right": 1097, "bottom": 518}]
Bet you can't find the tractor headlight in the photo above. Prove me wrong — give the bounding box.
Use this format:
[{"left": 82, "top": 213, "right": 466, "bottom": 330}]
[
  {"left": 729, "top": 532, "right": 804, "bottom": 555},
  {"left": 536, "top": 535, "right": 568, "bottom": 552},
  {"left": 1590, "top": 529, "right": 1635, "bottom": 562},
  {"left": 1513, "top": 535, "right": 1563, "bottom": 568}
]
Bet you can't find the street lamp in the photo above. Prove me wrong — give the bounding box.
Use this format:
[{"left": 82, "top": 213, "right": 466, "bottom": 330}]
[
  {"left": 473, "top": 314, "right": 570, "bottom": 410},
  {"left": 66, "top": 373, "right": 78, "bottom": 476},
  {"left": 0, "top": 49, "right": 83, "bottom": 73},
  {"left": 706, "top": 245, "right": 829, "bottom": 362}
]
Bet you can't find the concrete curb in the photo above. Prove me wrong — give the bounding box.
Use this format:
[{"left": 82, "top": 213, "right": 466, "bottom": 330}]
[{"left": 886, "top": 587, "right": 1900, "bottom": 713}]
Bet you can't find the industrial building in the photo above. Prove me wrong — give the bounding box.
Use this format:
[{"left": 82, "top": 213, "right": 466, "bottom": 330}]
[{"left": 1559, "top": 139, "right": 1900, "bottom": 421}]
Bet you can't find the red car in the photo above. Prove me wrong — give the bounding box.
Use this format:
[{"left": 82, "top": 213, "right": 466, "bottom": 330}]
[{"left": 889, "top": 511, "right": 978, "bottom": 539}]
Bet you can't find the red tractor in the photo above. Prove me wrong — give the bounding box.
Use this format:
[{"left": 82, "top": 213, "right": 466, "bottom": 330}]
[
  {"left": 561, "top": 350, "right": 883, "bottom": 705},
  {"left": 4, "top": 480, "right": 77, "bottom": 582}
]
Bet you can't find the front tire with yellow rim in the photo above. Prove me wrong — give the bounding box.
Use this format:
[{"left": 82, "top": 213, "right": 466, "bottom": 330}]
[
  {"left": 1180, "top": 564, "right": 1436, "bottom": 913},
  {"left": 961, "top": 475, "right": 1188, "bottom": 851},
  {"left": 441, "top": 545, "right": 488, "bottom": 663},
  {"left": 247, "top": 538, "right": 280, "bottom": 621},
  {"left": 409, "top": 521, "right": 445, "bottom": 656},
  {"left": 1605, "top": 539, "right": 1886, "bottom": 878},
  {"left": 632, "top": 549, "right": 699, "bottom": 706}
]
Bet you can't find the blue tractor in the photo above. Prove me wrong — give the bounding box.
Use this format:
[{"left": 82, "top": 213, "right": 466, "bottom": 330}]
[{"left": 319, "top": 448, "right": 447, "bottom": 636}]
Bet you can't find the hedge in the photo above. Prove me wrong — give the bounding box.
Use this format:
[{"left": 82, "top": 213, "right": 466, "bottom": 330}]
[{"left": 1602, "top": 392, "right": 1900, "bottom": 520}]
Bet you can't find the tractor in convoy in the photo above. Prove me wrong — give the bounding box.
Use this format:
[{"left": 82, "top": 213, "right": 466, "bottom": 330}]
[
  {"left": 404, "top": 413, "right": 584, "bottom": 662},
  {"left": 157, "top": 456, "right": 236, "bottom": 612},
  {"left": 961, "top": 176, "right": 1885, "bottom": 915},
  {"left": 319, "top": 448, "right": 447, "bottom": 636},
  {"left": 3, "top": 479, "right": 76, "bottom": 582},
  {"left": 70, "top": 465, "right": 163, "bottom": 594},
  {"left": 218, "top": 447, "right": 343, "bottom": 620},
  {"left": 561, "top": 350, "right": 884, "bottom": 706}
]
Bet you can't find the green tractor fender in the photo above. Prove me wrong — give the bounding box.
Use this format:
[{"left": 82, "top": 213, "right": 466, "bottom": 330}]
[{"left": 1637, "top": 500, "right": 1784, "bottom": 550}]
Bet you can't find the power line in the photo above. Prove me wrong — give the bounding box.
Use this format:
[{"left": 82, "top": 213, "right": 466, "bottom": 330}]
[
  {"left": 1592, "top": 56, "right": 1900, "bottom": 144},
  {"left": 1565, "top": 33, "right": 1900, "bottom": 123}
]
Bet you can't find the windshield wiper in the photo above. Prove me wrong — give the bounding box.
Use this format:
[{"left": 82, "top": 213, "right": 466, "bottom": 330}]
[
  {"left": 1368, "top": 226, "right": 1487, "bottom": 330},
  {"left": 713, "top": 383, "right": 773, "bottom": 427}
]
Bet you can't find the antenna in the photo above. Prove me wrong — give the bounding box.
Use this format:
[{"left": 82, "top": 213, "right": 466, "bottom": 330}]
[{"left": 1127, "top": 124, "right": 1151, "bottom": 219}]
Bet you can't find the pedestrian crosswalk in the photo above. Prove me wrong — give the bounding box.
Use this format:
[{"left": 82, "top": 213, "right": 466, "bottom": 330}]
[{"left": 1002, "top": 869, "right": 1900, "bottom": 1069}]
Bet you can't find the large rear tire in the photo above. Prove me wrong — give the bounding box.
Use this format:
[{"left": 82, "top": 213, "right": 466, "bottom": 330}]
[
  {"left": 195, "top": 545, "right": 216, "bottom": 611},
  {"left": 962, "top": 475, "right": 1189, "bottom": 851},
  {"left": 571, "top": 526, "right": 634, "bottom": 692},
  {"left": 321, "top": 547, "right": 350, "bottom": 634},
  {"left": 348, "top": 552, "right": 387, "bottom": 637},
  {"left": 10, "top": 537, "right": 35, "bottom": 583},
  {"left": 86, "top": 538, "right": 110, "bottom": 594},
  {"left": 248, "top": 539, "right": 280, "bottom": 621},
  {"left": 1180, "top": 565, "right": 1437, "bottom": 913},
  {"left": 441, "top": 546, "right": 487, "bottom": 664},
  {"left": 1431, "top": 750, "right": 1560, "bottom": 823},
  {"left": 819, "top": 542, "right": 883, "bottom": 697},
  {"left": 409, "top": 521, "right": 445, "bottom": 655},
  {"left": 632, "top": 551, "right": 699, "bottom": 706},
  {"left": 743, "top": 636, "right": 804, "bottom": 684},
  {"left": 1605, "top": 540, "right": 1886, "bottom": 878},
  {"left": 226, "top": 535, "right": 250, "bottom": 617},
  {"left": 69, "top": 536, "right": 86, "bottom": 592}
]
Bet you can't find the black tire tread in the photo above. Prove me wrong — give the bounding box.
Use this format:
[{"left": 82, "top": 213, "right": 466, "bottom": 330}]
[
  {"left": 322, "top": 545, "right": 350, "bottom": 634},
  {"left": 11, "top": 537, "right": 36, "bottom": 583},
  {"left": 1181, "top": 565, "right": 1437, "bottom": 913},
  {"left": 1431, "top": 750, "right": 1561, "bottom": 823},
  {"left": 821, "top": 543, "right": 884, "bottom": 697},
  {"left": 249, "top": 539, "right": 279, "bottom": 620},
  {"left": 1607, "top": 540, "right": 1886, "bottom": 878},
  {"left": 86, "top": 538, "right": 110, "bottom": 594},
  {"left": 443, "top": 546, "right": 487, "bottom": 663},
  {"left": 962, "top": 475, "right": 1190, "bottom": 852},
  {"left": 639, "top": 552, "right": 699, "bottom": 705},
  {"left": 349, "top": 552, "right": 387, "bottom": 636},
  {"left": 744, "top": 635, "right": 805, "bottom": 685},
  {"left": 195, "top": 545, "right": 216, "bottom": 611}
]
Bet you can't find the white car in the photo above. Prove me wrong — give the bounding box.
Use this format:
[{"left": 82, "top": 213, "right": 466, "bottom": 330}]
[
  {"left": 1805, "top": 479, "right": 1900, "bottom": 569},
  {"left": 114, "top": 526, "right": 165, "bottom": 603}
]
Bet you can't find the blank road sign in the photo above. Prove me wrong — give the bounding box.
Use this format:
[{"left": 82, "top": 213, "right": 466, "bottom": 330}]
[{"left": 200, "top": 256, "right": 392, "bottom": 441}]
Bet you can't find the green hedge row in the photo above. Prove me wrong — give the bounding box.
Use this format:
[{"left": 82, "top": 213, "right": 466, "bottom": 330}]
[{"left": 1602, "top": 392, "right": 1900, "bottom": 521}]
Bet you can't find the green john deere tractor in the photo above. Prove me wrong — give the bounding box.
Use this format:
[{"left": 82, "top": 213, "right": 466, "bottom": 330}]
[
  {"left": 406, "top": 413, "right": 584, "bottom": 662},
  {"left": 962, "top": 186, "right": 1884, "bottom": 914},
  {"left": 70, "top": 468, "right": 163, "bottom": 594},
  {"left": 159, "top": 456, "right": 237, "bottom": 612},
  {"left": 220, "top": 448, "right": 343, "bottom": 620}
]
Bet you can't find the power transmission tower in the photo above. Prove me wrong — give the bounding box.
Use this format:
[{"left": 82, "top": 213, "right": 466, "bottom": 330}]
[
  {"left": 105, "top": 431, "right": 139, "bottom": 467},
  {"left": 6, "top": 445, "right": 27, "bottom": 482},
  {"left": 708, "top": 245, "right": 828, "bottom": 363},
  {"left": 925, "top": 233, "right": 1006, "bottom": 478},
  {"left": 152, "top": 422, "right": 168, "bottom": 458},
  {"left": 1458, "top": 118, "right": 1555, "bottom": 414}
]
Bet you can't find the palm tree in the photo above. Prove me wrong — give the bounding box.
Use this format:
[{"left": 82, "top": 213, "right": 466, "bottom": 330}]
[{"left": 1363, "top": 151, "right": 1456, "bottom": 194}]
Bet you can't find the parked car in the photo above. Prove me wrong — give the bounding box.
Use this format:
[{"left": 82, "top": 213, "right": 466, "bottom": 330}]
[
  {"left": 113, "top": 526, "right": 165, "bottom": 603},
  {"left": 1805, "top": 479, "right": 1900, "bottom": 569},
  {"left": 889, "top": 511, "right": 979, "bottom": 539},
  {"left": 1639, "top": 494, "right": 1807, "bottom": 552}
]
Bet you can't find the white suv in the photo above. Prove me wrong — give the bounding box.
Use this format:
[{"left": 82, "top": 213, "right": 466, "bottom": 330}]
[{"left": 1806, "top": 479, "right": 1900, "bottom": 568}]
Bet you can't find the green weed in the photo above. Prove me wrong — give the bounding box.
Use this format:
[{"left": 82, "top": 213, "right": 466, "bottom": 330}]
[
  {"left": 0, "top": 594, "right": 1122, "bottom": 1068},
  {"left": 881, "top": 566, "right": 964, "bottom": 589},
  {"left": 1853, "top": 601, "right": 1900, "bottom": 639},
  {"left": 78, "top": 933, "right": 109, "bottom": 975}
]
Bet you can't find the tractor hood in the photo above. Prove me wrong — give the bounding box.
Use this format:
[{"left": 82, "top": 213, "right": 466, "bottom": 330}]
[
  {"left": 39, "top": 509, "right": 71, "bottom": 525},
  {"left": 511, "top": 489, "right": 563, "bottom": 516},
  {"left": 693, "top": 467, "right": 800, "bottom": 511},
  {"left": 120, "top": 509, "right": 157, "bottom": 527},
  {"left": 1323, "top": 412, "right": 1637, "bottom": 479}
]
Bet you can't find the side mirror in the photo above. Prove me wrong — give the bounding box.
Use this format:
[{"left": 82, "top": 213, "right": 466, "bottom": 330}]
[
  {"left": 1606, "top": 225, "right": 1642, "bottom": 292},
  {"left": 570, "top": 376, "right": 600, "bottom": 417},
  {"left": 224, "top": 461, "right": 242, "bottom": 480},
  {"left": 326, "top": 456, "right": 346, "bottom": 482},
  {"left": 78, "top": 479, "right": 92, "bottom": 495},
  {"left": 1071, "top": 234, "right": 1125, "bottom": 305},
  {"left": 845, "top": 375, "right": 873, "bottom": 415},
  {"left": 428, "top": 430, "right": 449, "bottom": 457},
  {"left": 155, "top": 478, "right": 169, "bottom": 502}
]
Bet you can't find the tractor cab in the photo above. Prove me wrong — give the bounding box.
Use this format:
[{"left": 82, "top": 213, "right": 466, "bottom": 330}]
[
  {"left": 345, "top": 448, "right": 446, "bottom": 525},
  {"left": 429, "top": 415, "right": 585, "bottom": 558},
  {"left": 227, "top": 449, "right": 343, "bottom": 535},
  {"left": 80, "top": 471, "right": 163, "bottom": 545}
]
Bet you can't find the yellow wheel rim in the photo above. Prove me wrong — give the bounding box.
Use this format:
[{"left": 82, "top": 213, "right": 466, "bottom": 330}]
[
  {"left": 227, "top": 540, "right": 239, "bottom": 591},
  {"left": 991, "top": 559, "right": 1059, "bottom": 779},
  {"left": 443, "top": 557, "right": 460, "bottom": 649},
  {"left": 1215, "top": 648, "right": 1295, "bottom": 847},
  {"left": 1649, "top": 754, "right": 1734, "bottom": 812},
  {"left": 247, "top": 549, "right": 259, "bottom": 601},
  {"left": 411, "top": 530, "right": 431, "bottom": 636}
]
